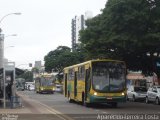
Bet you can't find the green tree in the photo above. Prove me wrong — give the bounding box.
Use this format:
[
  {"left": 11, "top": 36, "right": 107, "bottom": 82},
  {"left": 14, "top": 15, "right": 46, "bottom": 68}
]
[
  {"left": 32, "top": 67, "right": 39, "bottom": 73},
  {"left": 17, "top": 70, "right": 33, "bottom": 82},
  {"left": 44, "top": 46, "right": 84, "bottom": 74},
  {"left": 79, "top": 0, "right": 160, "bottom": 83}
]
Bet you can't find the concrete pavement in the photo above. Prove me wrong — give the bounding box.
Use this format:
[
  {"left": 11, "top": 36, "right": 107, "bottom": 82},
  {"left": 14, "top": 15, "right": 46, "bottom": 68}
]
[
  {"left": 0, "top": 91, "right": 74, "bottom": 120},
  {"left": 0, "top": 91, "right": 60, "bottom": 114}
]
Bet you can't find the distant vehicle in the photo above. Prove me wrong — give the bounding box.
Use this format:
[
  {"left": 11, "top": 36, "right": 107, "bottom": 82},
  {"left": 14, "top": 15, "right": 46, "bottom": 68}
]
[
  {"left": 146, "top": 86, "right": 160, "bottom": 105},
  {"left": 127, "top": 85, "right": 147, "bottom": 101},
  {"left": 55, "top": 84, "right": 63, "bottom": 93},
  {"left": 63, "top": 59, "right": 127, "bottom": 107},
  {"left": 25, "top": 82, "right": 35, "bottom": 90},
  {"left": 35, "top": 73, "right": 55, "bottom": 94},
  {"left": 28, "top": 84, "right": 35, "bottom": 91},
  {"left": 127, "top": 78, "right": 147, "bottom": 101}
]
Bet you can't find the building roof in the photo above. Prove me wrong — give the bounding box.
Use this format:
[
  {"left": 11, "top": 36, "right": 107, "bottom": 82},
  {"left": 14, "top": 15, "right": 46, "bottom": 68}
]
[
  {"left": 127, "top": 73, "right": 145, "bottom": 80},
  {"left": 0, "top": 68, "right": 24, "bottom": 76}
]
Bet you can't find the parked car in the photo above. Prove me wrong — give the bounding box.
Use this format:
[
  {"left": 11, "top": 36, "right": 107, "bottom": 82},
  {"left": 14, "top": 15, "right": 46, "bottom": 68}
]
[
  {"left": 55, "top": 84, "right": 63, "bottom": 93},
  {"left": 146, "top": 86, "right": 160, "bottom": 105},
  {"left": 25, "top": 82, "right": 35, "bottom": 90},
  {"left": 127, "top": 85, "right": 147, "bottom": 101},
  {"left": 28, "top": 84, "right": 35, "bottom": 91}
]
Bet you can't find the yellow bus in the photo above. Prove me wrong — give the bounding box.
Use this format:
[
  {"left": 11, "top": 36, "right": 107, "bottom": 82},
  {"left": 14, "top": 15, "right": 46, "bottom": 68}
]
[
  {"left": 63, "top": 59, "right": 127, "bottom": 107},
  {"left": 35, "top": 73, "right": 55, "bottom": 94}
]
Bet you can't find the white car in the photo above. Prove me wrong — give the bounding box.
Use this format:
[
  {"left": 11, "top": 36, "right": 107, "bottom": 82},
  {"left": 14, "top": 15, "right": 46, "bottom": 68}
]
[
  {"left": 55, "top": 84, "right": 63, "bottom": 93},
  {"left": 146, "top": 86, "right": 160, "bottom": 105},
  {"left": 127, "top": 85, "right": 147, "bottom": 101},
  {"left": 28, "top": 84, "right": 35, "bottom": 91}
]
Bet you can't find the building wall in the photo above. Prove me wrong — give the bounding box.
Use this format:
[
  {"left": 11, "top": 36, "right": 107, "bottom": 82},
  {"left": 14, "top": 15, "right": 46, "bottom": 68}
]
[
  {"left": 34, "top": 61, "right": 41, "bottom": 70},
  {"left": 71, "top": 11, "right": 93, "bottom": 51},
  {"left": 71, "top": 18, "right": 76, "bottom": 50},
  {"left": 75, "top": 15, "right": 85, "bottom": 44}
]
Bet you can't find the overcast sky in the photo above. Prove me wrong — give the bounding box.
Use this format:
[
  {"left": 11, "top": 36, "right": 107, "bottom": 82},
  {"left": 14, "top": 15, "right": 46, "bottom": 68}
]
[{"left": 0, "top": 0, "right": 107, "bottom": 69}]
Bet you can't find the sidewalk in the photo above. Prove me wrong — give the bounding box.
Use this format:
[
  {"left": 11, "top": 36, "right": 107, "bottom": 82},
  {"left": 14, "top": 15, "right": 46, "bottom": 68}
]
[
  {"left": 0, "top": 92, "right": 74, "bottom": 120},
  {"left": 0, "top": 91, "right": 62, "bottom": 114},
  {"left": 0, "top": 93, "right": 49, "bottom": 114},
  {"left": 0, "top": 93, "right": 32, "bottom": 114}
]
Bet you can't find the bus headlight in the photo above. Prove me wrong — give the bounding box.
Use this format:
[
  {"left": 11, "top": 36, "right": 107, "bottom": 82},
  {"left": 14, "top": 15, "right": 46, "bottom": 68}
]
[
  {"left": 41, "top": 87, "right": 44, "bottom": 90},
  {"left": 53, "top": 88, "right": 55, "bottom": 90},
  {"left": 122, "top": 92, "right": 125, "bottom": 96},
  {"left": 94, "top": 92, "right": 97, "bottom": 96}
]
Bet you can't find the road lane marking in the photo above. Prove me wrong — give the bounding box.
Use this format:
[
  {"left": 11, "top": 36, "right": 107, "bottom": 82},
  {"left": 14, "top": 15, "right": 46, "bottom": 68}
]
[
  {"left": 18, "top": 92, "right": 74, "bottom": 120},
  {"left": 72, "top": 116, "right": 97, "bottom": 119},
  {"left": 25, "top": 97, "right": 74, "bottom": 120},
  {"left": 102, "top": 111, "right": 107, "bottom": 114}
]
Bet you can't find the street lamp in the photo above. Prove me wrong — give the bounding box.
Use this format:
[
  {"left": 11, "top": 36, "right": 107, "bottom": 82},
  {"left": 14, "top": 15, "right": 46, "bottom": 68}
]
[
  {"left": 4, "top": 46, "right": 14, "bottom": 50},
  {"left": 16, "top": 63, "right": 33, "bottom": 69},
  {"left": 0, "top": 12, "right": 21, "bottom": 68},
  {"left": 5, "top": 34, "right": 17, "bottom": 38},
  {"left": 0, "top": 12, "right": 21, "bottom": 108},
  {"left": 0, "top": 34, "right": 17, "bottom": 68},
  {"left": 0, "top": 13, "right": 21, "bottom": 26}
]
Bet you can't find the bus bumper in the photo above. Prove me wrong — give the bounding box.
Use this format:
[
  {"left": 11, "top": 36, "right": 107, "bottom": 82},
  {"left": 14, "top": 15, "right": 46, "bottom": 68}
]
[
  {"left": 40, "top": 90, "right": 55, "bottom": 93},
  {"left": 89, "top": 95, "right": 126, "bottom": 103}
]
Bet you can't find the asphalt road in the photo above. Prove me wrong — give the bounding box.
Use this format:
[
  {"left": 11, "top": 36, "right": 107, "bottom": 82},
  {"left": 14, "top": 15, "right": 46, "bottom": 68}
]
[{"left": 19, "top": 90, "right": 160, "bottom": 120}]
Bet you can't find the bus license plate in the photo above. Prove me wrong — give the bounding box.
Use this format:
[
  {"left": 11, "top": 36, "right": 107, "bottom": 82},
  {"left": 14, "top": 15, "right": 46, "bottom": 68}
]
[{"left": 106, "top": 97, "right": 112, "bottom": 100}]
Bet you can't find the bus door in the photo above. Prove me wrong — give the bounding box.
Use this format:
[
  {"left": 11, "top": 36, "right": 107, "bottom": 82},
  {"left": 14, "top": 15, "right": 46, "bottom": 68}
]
[
  {"left": 64, "top": 73, "right": 67, "bottom": 97},
  {"left": 85, "top": 68, "right": 90, "bottom": 100},
  {"left": 74, "top": 72, "right": 77, "bottom": 97}
]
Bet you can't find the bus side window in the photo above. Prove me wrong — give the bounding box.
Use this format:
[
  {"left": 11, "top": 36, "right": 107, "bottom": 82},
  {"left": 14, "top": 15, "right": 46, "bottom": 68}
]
[
  {"left": 86, "top": 68, "right": 91, "bottom": 91},
  {"left": 64, "top": 73, "right": 68, "bottom": 97}
]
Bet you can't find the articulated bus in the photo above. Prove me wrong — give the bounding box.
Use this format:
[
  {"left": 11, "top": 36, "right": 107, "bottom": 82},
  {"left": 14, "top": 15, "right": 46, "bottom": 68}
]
[
  {"left": 35, "top": 73, "right": 55, "bottom": 94},
  {"left": 63, "top": 59, "right": 127, "bottom": 107}
]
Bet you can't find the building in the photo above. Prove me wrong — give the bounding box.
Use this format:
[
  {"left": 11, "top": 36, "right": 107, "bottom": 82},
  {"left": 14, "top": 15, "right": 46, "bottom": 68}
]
[
  {"left": 34, "top": 61, "right": 42, "bottom": 70},
  {"left": 71, "top": 11, "right": 93, "bottom": 51}
]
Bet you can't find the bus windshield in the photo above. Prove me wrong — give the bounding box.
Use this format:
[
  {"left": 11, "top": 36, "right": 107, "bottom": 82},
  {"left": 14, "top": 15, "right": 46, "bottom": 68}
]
[
  {"left": 41, "top": 77, "right": 54, "bottom": 86},
  {"left": 92, "top": 61, "right": 126, "bottom": 92}
]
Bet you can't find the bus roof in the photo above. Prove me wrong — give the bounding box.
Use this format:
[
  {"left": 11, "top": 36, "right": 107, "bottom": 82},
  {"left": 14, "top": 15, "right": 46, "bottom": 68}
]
[{"left": 63, "top": 59, "right": 125, "bottom": 71}]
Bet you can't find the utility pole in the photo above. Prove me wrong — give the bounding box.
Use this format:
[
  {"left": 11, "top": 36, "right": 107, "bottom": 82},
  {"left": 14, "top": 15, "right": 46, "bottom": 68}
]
[
  {"left": 0, "top": 12, "right": 21, "bottom": 108},
  {"left": 0, "top": 28, "right": 4, "bottom": 69}
]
